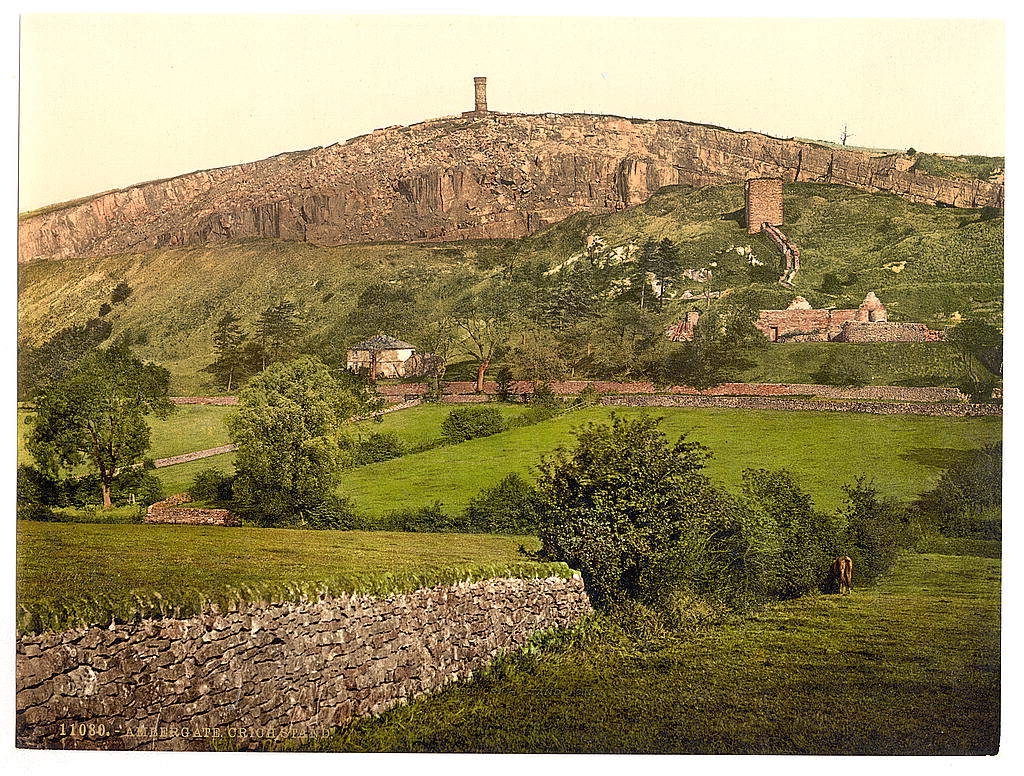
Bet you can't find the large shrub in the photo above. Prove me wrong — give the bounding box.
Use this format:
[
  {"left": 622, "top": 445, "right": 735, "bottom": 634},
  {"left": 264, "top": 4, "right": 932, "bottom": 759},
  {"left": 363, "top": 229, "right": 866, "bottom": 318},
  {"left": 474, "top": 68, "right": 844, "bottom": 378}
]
[
  {"left": 463, "top": 473, "right": 539, "bottom": 534},
  {"left": 228, "top": 356, "right": 365, "bottom": 526},
  {"left": 189, "top": 468, "right": 236, "bottom": 504},
  {"left": 354, "top": 432, "right": 406, "bottom": 465},
  {"left": 740, "top": 468, "right": 842, "bottom": 598},
  {"left": 440, "top": 406, "right": 505, "bottom": 444},
  {"left": 813, "top": 351, "right": 871, "bottom": 387},
  {"left": 533, "top": 415, "right": 721, "bottom": 609},
  {"left": 914, "top": 443, "right": 1002, "bottom": 538},
  {"left": 840, "top": 477, "right": 908, "bottom": 583}
]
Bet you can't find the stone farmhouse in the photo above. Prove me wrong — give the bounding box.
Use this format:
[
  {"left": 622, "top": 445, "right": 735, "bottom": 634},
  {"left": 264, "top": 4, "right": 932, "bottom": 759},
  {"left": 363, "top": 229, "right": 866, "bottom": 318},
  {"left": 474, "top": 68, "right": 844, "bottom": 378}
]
[{"left": 346, "top": 335, "right": 443, "bottom": 379}]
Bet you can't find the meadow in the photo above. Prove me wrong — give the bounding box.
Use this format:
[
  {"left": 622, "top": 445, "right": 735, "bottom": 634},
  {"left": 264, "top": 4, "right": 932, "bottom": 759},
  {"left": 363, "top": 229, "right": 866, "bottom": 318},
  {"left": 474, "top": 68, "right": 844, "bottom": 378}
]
[
  {"left": 16, "top": 522, "right": 547, "bottom": 633},
  {"left": 335, "top": 405, "right": 1002, "bottom": 516},
  {"left": 287, "top": 548, "right": 1000, "bottom": 755}
]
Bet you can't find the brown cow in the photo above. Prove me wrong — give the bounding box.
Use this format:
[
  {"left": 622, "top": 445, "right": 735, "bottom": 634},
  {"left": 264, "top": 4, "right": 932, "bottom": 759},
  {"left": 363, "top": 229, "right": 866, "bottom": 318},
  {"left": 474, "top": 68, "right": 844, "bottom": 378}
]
[{"left": 828, "top": 556, "right": 853, "bottom": 595}]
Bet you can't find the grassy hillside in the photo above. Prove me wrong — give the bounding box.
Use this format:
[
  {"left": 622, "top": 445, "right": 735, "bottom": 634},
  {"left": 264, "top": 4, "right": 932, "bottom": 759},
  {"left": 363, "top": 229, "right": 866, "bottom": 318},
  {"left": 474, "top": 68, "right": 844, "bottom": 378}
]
[
  {"left": 291, "top": 550, "right": 999, "bottom": 754},
  {"left": 18, "top": 182, "right": 1002, "bottom": 393},
  {"left": 334, "top": 405, "right": 1002, "bottom": 516}
]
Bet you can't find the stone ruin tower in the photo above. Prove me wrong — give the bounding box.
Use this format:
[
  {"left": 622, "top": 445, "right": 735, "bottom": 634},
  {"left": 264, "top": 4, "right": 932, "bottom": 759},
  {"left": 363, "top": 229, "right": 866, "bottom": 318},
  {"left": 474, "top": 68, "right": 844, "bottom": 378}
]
[{"left": 745, "top": 177, "right": 784, "bottom": 234}]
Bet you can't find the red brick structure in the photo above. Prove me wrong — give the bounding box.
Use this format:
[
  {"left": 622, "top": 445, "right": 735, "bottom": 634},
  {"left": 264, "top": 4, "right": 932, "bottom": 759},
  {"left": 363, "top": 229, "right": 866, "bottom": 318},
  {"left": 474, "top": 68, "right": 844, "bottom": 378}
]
[
  {"left": 752, "top": 292, "right": 934, "bottom": 343},
  {"left": 745, "top": 177, "right": 784, "bottom": 234}
]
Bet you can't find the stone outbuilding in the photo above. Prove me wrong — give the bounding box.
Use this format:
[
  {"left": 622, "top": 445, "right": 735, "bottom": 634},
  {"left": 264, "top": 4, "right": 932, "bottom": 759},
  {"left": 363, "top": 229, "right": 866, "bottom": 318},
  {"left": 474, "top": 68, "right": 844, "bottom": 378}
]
[
  {"left": 346, "top": 335, "right": 418, "bottom": 378},
  {"left": 754, "top": 292, "right": 939, "bottom": 343}
]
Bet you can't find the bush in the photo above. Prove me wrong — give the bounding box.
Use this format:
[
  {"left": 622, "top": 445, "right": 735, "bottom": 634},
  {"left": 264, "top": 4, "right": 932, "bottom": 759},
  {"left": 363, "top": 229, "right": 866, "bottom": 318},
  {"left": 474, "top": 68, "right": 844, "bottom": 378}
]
[
  {"left": 533, "top": 415, "right": 721, "bottom": 609},
  {"left": 190, "top": 468, "right": 236, "bottom": 503},
  {"left": 463, "top": 473, "right": 539, "bottom": 534},
  {"left": 378, "top": 501, "right": 466, "bottom": 532},
  {"left": 839, "top": 477, "right": 908, "bottom": 583},
  {"left": 914, "top": 443, "right": 1001, "bottom": 538},
  {"left": 495, "top": 365, "right": 514, "bottom": 402},
  {"left": 740, "top": 468, "right": 842, "bottom": 598},
  {"left": 17, "top": 501, "right": 57, "bottom": 521},
  {"left": 354, "top": 432, "right": 406, "bottom": 465},
  {"left": 530, "top": 382, "right": 562, "bottom": 409},
  {"left": 17, "top": 465, "right": 61, "bottom": 507},
  {"left": 302, "top": 496, "right": 362, "bottom": 530},
  {"left": 440, "top": 406, "right": 505, "bottom": 444},
  {"left": 109, "top": 469, "right": 164, "bottom": 507}
]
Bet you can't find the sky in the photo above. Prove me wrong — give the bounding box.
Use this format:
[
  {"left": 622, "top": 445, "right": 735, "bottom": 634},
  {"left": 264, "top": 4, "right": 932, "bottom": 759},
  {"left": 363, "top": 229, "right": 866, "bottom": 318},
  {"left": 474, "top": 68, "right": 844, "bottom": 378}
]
[{"left": 18, "top": 15, "right": 1006, "bottom": 212}]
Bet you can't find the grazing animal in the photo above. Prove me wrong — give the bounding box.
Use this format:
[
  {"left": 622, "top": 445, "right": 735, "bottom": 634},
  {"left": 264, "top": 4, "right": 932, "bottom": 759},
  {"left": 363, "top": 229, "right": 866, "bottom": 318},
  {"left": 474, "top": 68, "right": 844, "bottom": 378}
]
[{"left": 829, "top": 556, "right": 853, "bottom": 595}]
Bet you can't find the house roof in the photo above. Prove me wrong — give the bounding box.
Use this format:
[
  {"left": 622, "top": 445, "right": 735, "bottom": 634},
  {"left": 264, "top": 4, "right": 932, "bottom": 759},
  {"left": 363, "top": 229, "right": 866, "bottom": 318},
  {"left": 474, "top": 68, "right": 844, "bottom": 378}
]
[{"left": 348, "top": 334, "right": 417, "bottom": 351}]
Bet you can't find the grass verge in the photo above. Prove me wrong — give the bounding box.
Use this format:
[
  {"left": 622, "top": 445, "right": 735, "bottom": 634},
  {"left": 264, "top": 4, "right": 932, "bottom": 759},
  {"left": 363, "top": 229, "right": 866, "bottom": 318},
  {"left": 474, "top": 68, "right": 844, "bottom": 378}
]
[{"left": 15, "top": 522, "right": 547, "bottom": 635}]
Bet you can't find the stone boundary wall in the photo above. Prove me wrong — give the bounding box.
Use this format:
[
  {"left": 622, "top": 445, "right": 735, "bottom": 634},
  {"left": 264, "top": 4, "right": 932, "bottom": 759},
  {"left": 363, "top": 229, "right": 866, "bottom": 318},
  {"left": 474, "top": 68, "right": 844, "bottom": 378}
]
[
  {"left": 170, "top": 397, "right": 239, "bottom": 406},
  {"left": 600, "top": 394, "right": 1001, "bottom": 417},
  {"left": 16, "top": 576, "right": 592, "bottom": 751},
  {"left": 836, "top": 321, "right": 929, "bottom": 343},
  {"left": 380, "top": 381, "right": 966, "bottom": 403},
  {"left": 761, "top": 223, "right": 801, "bottom": 284},
  {"left": 145, "top": 493, "right": 238, "bottom": 526},
  {"left": 153, "top": 444, "right": 237, "bottom": 468}
]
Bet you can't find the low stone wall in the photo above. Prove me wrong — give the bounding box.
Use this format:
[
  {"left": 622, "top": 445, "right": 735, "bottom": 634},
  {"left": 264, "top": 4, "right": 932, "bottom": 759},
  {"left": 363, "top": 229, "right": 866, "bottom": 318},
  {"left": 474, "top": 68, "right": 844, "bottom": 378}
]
[
  {"left": 836, "top": 321, "right": 929, "bottom": 343},
  {"left": 16, "top": 576, "right": 591, "bottom": 751},
  {"left": 600, "top": 394, "right": 1001, "bottom": 417},
  {"left": 145, "top": 493, "right": 238, "bottom": 526},
  {"left": 153, "top": 444, "right": 237, "bottom": 468},
  {"left": 170, "top": 397, "right": 239, "bottom": 406},
  {"left": 386, "top": 380, "right": 966, "bottom": 403}
]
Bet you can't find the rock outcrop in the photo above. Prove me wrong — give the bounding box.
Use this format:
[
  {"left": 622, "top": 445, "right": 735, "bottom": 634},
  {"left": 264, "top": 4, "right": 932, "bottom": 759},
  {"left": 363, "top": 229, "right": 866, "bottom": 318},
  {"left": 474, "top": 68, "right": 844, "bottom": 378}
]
[{"left": 18, "top": 112, "right": 1005, "bottom": 263}]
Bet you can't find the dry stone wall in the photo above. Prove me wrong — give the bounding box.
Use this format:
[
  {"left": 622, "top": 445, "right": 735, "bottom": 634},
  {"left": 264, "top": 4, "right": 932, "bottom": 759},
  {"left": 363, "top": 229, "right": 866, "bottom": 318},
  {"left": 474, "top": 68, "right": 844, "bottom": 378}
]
[
  {"left": 600, "top": 394, "right": 1000, "bottom": 417},
  {"left": 19, "top": 112, "right": 1003, "bottom": 263},
  {"left": 16, "top": 576, "right": 591, "bottom": 751}
]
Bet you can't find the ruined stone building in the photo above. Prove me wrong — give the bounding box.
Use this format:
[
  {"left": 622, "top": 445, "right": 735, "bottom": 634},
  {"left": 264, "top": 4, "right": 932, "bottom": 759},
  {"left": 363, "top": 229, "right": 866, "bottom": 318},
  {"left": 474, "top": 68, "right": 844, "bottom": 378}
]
[{"left": 755, "top": 292, "right": 940, "bottom": 343}]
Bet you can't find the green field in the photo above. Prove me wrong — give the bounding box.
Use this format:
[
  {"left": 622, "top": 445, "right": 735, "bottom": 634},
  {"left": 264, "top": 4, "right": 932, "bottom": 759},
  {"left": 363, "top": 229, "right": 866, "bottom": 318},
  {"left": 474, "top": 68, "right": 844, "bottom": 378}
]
[
  {"left": 16, "top": 522, "right": 547, "bottom": 632},
  {"left": 336, "top": 405, "right": 1002, "bottom": 516},
  {"left": 290, "top": 549, "right": 1000, "bottom": 754},
  {"left": 17, "top": 404, "right": 235, "bottom": 466}
]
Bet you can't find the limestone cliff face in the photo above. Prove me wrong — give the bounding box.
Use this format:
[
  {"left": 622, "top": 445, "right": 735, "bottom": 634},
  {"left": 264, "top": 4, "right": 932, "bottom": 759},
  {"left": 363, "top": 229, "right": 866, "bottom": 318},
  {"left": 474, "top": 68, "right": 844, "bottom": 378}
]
[{"left": 18, "top": 112, "right": 1005, "bottom": 263}]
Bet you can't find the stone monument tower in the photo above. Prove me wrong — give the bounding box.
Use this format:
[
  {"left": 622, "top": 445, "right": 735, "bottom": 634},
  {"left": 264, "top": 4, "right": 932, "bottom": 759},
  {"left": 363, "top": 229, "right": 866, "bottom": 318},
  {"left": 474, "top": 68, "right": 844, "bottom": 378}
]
[{"left": 474, "top": 76, "right": 488, "bottom": 113}]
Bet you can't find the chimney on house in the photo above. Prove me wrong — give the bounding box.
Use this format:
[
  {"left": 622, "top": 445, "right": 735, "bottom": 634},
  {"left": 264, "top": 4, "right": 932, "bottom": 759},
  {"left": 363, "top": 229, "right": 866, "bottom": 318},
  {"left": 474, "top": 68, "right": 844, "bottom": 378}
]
[{"left": 474, "top": 76, "right": 488, "bottom": 113}]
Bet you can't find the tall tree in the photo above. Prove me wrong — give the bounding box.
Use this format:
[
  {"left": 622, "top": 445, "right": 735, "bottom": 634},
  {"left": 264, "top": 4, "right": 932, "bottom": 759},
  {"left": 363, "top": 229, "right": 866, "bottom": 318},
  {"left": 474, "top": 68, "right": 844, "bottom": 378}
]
[
  {"left": 27, "top": 343, "right": 173, "bottom": 509},
  {"left": 204, "top": 311, "right": 249, "bottom": 391},
  {"left": 256, "top": 300, "right": 303, "bottom": 368},
  {"left": 455, "top": 284, "right": 519, "bottom": 392},
  {"left": 652, "top": 238, "right": 681, "bottom": 300}
]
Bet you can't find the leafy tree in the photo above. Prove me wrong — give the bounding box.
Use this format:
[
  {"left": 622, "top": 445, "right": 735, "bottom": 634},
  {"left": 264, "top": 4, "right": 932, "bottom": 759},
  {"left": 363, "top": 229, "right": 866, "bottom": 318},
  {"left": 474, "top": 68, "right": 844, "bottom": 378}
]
[
  {"left": 662, "top": 307, "right": 761, "bottom": 389},
  {"left": 946, "top": 320, "right": 1002, "bottom": 399},
  {"left": 652, "top": 238, "right": 681, "bottom": 300},
  {"left": 741, "top": 468, "right": 842, "bottom": 598},
  {"left": 204, "top": 311, "right": 250, "bottom": 391},
  {"left": 813, "top": 350, "right": 871, "bottom": 387},
  {"left": 463, "top": 473, "right": 539, "bottom": 534},
  {"left": 227, "top": 357, "right": 366, "bottom": 526},
  {"left": 346, "top": 282, "right": 421, "bottom": 341},
  {"left": 26, "top": 343, "right": 173, "bottom": 509},
  {"left": 455, "top": 284, "right": 519, "bottom": 392},
  {"left": 839, "top": 477, "right": 908, "bottom": 583},
  {"left": 18, "top": 317, "right": 113, "bottom": 400}
]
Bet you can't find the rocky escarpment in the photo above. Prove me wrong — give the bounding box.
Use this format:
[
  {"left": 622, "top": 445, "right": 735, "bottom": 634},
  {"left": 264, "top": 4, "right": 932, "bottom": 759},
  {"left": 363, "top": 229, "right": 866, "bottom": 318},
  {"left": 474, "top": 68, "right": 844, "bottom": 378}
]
[{"left": 18, "top": 112, "right": 1005, "bottom": 263}]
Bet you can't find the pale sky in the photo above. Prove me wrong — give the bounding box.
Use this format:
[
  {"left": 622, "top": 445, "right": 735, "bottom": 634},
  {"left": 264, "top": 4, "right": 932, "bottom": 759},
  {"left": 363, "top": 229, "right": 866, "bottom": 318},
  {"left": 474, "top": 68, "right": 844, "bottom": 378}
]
[{"left": 19, "top": 15, "right": 1005, "bottom": 212}]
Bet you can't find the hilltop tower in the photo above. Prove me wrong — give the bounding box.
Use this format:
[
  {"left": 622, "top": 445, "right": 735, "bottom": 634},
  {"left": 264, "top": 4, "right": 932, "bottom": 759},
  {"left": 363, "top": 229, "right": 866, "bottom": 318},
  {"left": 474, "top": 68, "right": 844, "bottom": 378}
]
[
  {"left": 474, "top": 76, "right": 488, "bottom": 113},
  {"left": 745, "top": 177, "right": 784, "bottom": 234}
]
